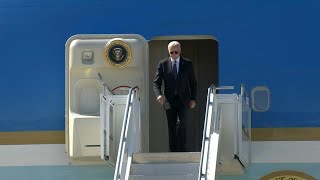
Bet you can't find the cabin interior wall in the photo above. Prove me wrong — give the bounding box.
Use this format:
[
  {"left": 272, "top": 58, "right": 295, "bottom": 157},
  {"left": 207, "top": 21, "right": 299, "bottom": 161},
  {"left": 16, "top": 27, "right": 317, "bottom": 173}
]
[{"left": 149, "top": 39, "right": 218, "bottom": 152}]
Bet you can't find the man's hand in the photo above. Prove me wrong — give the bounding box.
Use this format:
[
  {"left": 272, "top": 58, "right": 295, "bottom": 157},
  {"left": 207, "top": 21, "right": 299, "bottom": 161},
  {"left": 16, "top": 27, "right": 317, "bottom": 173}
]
[
  {"left": 157, "top": 95, "right": 165, "bottom": 105},
  {"left": 190, "top": 100, "right": 196, "bottom": 109}
]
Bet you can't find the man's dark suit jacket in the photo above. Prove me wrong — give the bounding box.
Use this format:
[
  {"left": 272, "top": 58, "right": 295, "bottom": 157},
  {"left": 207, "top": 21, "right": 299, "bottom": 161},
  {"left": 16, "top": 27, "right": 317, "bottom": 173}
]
[{"left": 153, "top": 57, "right": 197, "bottom": 108}]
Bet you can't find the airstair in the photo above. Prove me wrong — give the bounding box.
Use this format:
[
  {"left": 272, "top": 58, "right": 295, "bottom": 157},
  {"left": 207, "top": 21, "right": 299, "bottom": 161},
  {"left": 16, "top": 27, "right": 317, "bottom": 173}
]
[
  {"left": 65, "top": 35, "right": 252, "bottom": 179},
  {"left": 101, "top": 84, "right": 251, "bottom": 180}
]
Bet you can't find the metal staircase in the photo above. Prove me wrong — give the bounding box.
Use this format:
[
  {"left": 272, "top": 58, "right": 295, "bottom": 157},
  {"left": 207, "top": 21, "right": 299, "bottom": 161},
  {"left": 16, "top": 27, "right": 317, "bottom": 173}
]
[{"left": 101, "top": 85, "right": 251, "bottom": 180}]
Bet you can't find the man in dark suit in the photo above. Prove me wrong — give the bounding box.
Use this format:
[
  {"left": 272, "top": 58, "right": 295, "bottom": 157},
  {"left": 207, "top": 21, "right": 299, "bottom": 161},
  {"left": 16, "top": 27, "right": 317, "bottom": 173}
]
[{"left": 153, "top": 41, "right": 197, "bottom": 152}]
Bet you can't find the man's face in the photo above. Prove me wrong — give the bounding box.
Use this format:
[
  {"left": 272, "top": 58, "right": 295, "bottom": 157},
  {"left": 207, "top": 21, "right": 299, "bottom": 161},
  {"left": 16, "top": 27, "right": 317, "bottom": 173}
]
[{"left": 168, "top": 45, "right": 181, "bottom": 60}]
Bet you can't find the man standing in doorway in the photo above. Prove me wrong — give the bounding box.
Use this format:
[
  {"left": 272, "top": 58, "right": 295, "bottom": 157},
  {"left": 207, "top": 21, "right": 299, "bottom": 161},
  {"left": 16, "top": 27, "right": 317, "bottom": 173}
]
[{"left": 153, "top": 41, "right": 197, "bottom": 152}]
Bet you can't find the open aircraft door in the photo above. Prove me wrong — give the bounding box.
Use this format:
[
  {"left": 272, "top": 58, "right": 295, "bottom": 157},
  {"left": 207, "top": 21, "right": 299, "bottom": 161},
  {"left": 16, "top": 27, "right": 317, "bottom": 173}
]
[{"left": 65, "top": 34, "right": 149, "bottom": 162}]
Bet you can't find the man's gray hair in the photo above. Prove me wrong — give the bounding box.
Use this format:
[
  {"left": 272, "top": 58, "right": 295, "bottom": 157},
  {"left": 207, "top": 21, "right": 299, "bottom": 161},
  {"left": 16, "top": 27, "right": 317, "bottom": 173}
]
[{"left": 168, "top": 41, "right": 181, "bottom": 48}]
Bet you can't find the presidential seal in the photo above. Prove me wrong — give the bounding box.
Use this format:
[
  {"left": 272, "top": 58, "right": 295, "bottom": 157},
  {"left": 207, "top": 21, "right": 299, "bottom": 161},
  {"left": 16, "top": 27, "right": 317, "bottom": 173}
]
[
  {"left": 104, "top": 39, "right": 132, "bottom": 68},
  {"left": 260, "top": 170, "right": 316, "bottom": 180}
]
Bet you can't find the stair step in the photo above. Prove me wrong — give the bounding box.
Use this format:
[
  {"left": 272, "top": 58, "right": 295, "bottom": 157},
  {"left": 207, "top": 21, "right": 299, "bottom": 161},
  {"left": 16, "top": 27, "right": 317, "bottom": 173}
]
[
  {"left": 129, "top": 174, "right": 198, "bottom": 180},
  {"left": 132, "top": 152, "right": 200, "bottom": 164},
  {"left": 130, "top": 163, "right": 199, "bottom": 175}
]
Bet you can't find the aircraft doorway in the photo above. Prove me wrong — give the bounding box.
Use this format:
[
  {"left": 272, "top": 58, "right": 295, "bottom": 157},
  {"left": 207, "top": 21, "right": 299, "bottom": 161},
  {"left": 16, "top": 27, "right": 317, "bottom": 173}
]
[{"left": 149, "top": 37, "right": 218, "bottom": 152}]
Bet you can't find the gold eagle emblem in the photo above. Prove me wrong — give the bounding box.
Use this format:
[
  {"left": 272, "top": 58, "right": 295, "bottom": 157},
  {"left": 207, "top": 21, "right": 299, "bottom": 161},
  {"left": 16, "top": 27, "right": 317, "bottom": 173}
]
[{"left": 104, "top": 39, "right": 132, "bottom": 68}]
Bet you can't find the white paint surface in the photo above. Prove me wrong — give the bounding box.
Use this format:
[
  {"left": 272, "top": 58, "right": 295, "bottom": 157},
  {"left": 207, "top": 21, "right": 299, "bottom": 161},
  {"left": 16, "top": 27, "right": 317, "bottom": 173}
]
[{"left": 251, "top": 141, "right": 320, "bottom": 163}]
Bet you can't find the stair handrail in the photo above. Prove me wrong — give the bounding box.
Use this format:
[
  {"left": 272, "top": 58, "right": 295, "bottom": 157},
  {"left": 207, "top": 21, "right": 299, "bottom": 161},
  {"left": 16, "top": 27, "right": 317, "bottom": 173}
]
[
  {"left": 198, "top": 85, "right": 234, "bottom": 179},
  {"left": 114, "top": 86, "right": 139, "bottom": 180},
  {"left": 238, "top": 83, "right": 251, "bottom": 167},
  {"left": 97, "top": 72, "right": 114, "bottom": 95},
  {"left": 241, "top": 83, "right": 249, "bottom": 98},
  {"left": 198, "top": 84, "right": 216, "bottom": 180}
]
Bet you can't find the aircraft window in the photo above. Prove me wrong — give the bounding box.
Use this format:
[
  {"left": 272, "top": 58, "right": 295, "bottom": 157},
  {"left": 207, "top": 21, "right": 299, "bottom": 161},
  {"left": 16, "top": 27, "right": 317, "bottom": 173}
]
[{"left": 251, "top": 86, "right": 270, "bottom": 112}]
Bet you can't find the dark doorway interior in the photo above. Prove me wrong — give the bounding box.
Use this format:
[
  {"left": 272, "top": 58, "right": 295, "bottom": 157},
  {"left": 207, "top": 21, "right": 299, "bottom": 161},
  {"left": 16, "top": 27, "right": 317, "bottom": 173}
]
[{"left": 149, "top": 39, "right": 218, "bottom": 152}]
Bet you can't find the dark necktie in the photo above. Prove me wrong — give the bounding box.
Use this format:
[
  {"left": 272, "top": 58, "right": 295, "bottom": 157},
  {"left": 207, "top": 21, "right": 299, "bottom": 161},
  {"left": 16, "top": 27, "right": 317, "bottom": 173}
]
[{"left": 173, "top": 61, "right": 177, "bottom": 79}]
